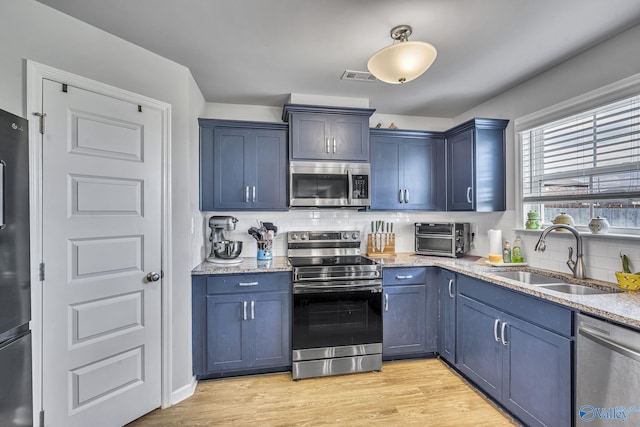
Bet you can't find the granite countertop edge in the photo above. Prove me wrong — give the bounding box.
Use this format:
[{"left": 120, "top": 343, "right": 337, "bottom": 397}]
[{"left": 192, "top": 253, "right": 640, "bottom": 329}]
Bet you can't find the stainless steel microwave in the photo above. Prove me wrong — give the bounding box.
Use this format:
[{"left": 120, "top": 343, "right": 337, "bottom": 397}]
[
  {"left": 415, "top": 222, "right": 470, "bottom": 258},
  {"left": 289, "top": 161, "right": 370, "bottom": 208}
]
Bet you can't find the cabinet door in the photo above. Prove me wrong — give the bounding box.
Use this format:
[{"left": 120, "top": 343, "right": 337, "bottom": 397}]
[
  {"left": 251, "top": 292, "right": 291, "bottom": 368},
  {"left": 212, "top": 128, "right": 250, "bottom": 209},
  {"left": 205, "top": 293, "right": 251, "bottom": 373},
  {"left": 403, "top": 138, "right": 444, "bottom": 210},
  {"left": 438, "top": 270, "right": 457, "bottom": 364},
  {"left": 456, "top": 294, "right": 503, "bottom": 402},
  {"left": 447, "top": 129, "right": 474, "bottom": 211},
  {"left": 251, "top": 129, "right": 288, "bottom": 210},
  {"left": 383, "top": 285, "right": 427, "bottom": 357},
  {"left": 290, "top": 113, "right": 331, "bottom": 160},
  {"left": 330, "top": 115, "right": 369, "bottom": 161},
  {"left": 370, "top": 136, "right": 402, "bottom": 209},
  {"left": 502, "top": 315, "right": 571, "bottom": 427}
]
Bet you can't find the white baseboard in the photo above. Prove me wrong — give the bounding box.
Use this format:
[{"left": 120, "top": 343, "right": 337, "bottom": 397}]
[{"left": 167, "top": 376, "right": 197, "bottom": 407}]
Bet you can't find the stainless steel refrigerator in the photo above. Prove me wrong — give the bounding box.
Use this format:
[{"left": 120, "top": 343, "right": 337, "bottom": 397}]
[{"left": 0, "top": 108, "right": 32, "bottom": 427}]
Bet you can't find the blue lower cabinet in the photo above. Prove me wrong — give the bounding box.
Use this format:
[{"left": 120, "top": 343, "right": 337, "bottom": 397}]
[
  {"left": 438, "top": 270, "right": 457, "bottom": 365},
  {"left": 457, "top": 279, "right": 571, "bottom": 427},
  {"left": 192, "top": 273, "right": 291, "bottom": 379},
  {"left": 382, "top": 267, "right": 438, "bottom": 359}
]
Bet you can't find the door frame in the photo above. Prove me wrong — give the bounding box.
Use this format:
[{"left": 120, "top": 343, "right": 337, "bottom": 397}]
[{"left": 26, "top": 60, "right": 173, "bottom": 420}]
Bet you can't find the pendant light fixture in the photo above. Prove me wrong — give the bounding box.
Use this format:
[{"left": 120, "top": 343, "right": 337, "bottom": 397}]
[{"left": 367, "top": 25, "right": 437, "bottom": 84}]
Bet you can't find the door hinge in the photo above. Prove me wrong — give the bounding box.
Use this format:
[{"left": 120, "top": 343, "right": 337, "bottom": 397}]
[
  {"left": 39, "top": 409, "right": 44, "bottom": 427},
  {"left": 62, "top": 83, "right": 68, "bottom": 93},
  {"left": 39, "top": 262, "right": 45, "bottom": 281},
  {"left": 33, "top": 112, "right": 46, "bottom": 134},
  {"left": 138, "top": 105, "right": 142, "bottom": 112}
]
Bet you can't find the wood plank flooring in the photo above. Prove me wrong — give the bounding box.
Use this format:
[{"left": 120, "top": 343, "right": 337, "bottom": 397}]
[{"left": 128, "top": 359, "right": 519, "bottom": 426}]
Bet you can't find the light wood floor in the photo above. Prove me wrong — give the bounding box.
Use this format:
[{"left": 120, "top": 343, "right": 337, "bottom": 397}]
[{"left": 128, "top": 359, "right": 519, "bottom": 426}]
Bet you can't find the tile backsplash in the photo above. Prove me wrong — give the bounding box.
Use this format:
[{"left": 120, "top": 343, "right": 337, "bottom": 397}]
[{"left": 198, "top": 209, "right": 638, "bottom": 285}]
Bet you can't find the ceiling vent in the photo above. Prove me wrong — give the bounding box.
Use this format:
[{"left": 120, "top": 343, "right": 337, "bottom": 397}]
[{"left": 341, "top": 70, "right": 377, "bottom": 82}]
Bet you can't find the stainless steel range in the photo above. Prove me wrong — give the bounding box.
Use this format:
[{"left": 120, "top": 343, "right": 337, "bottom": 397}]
[{"left": 288, "top": 230, "right": 383, "bottom": 380}]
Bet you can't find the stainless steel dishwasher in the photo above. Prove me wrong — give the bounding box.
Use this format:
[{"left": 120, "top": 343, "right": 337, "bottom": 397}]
[{"left": 576, "top": 314, "right": 640, "bottom": 426}]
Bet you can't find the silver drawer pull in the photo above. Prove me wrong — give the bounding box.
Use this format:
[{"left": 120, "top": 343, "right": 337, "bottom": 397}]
[
  {"left": 396, "top": 275, "right": 413, "bottom": 280},
  {"left": 251, "top": 300, "right": 255, "bottom": 320},
  {"left": 493, "top": 319, "right": 500, "bottom": 342},
  {"left": 239, "top": 281, "right": 258, "bottom": 287},
  {"left": 243, "top": 301, "right": 247, "bottom": 320},
  {"left": 501, "top": 321, "right": 508, "bottom": 346},
  {"left": 448, "top": 279, "right": 454, "bottom": 298}
]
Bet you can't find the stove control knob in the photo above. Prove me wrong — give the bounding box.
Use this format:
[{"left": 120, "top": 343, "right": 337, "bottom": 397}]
[
  {"left": 290, "top": 233, "right": 298, "bottom": 240},
  {"left": 342, "top": 232, "right": 349, "bottom": 240},
  {"left": 301, "top": 233, "right": 309, "bottom": 240},
  {"left": 352, "top": 232, "right": 359, "bottom": 240}
]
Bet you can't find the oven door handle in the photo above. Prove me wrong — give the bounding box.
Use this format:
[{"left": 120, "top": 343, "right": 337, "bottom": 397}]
[
  {"left": 347, "top": 169, "right": 353, "bottom": 206},
  {"left": 293, "top": 284, "right": 382, "bottom": 293}
]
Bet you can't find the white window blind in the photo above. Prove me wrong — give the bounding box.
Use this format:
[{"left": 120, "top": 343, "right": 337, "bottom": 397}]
[{"left": 521, "top": 95, "right": 640, "bottom": 203}]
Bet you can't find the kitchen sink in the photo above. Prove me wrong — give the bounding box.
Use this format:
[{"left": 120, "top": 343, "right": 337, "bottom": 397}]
[
  {"left": 537, "top": 283, "right": 615, "bottom": 295},
  {"left": 490, "top": 271, "right": 570, "bottom": 285}
]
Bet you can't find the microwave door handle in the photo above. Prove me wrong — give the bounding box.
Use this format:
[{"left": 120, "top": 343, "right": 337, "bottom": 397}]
[
  {"left": 0, "top": 161, "right": 5, "bottom": 230},
  {"left": 347, "top": 169, "right": 353, "bottom": 205}
]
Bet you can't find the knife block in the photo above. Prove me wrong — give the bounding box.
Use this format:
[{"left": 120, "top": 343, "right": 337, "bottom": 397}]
[{"left": 367, "top": 233, "right": 396, "bottom": 256}]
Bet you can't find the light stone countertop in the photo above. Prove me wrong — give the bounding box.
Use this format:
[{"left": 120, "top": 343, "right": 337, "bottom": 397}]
[{"left": 192, "top": 253, "right": 640, "bottom": 330}]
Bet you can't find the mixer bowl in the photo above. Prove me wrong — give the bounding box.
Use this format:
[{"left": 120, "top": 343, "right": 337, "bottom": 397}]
[{"left": 213, "top": 240, "right": 243, "bottom": 259}]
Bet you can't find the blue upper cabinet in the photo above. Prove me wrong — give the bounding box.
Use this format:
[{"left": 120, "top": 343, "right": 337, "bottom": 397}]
[
  {"left": 282, "top": 104, "right": 375, "bottom": 161},
  {"left": 199, "top": 119, "right": 288, "bottom": 211},
  {"left": 446, "top": 118, "right": 509, "bottom": 211},
  {"left": 370, "top": 129, "right": 445, "bottom": 210}
]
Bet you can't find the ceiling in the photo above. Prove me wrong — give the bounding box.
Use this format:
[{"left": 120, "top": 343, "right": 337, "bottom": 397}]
[{"left": 35, "top": 0, "right": 640, "bottom": 117}]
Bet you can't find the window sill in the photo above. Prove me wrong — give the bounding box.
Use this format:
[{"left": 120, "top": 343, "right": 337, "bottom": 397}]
[{"left": 515, "top": 228, "right": 640, "bottom": 242}]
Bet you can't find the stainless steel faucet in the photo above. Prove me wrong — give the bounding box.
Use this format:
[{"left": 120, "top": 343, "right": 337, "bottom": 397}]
[{"left": 534, "top": 224, "right": 586, "bottom": 279}]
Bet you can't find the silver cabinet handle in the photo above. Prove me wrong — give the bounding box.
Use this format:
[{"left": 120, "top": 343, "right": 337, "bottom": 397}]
[
  {"left": 396, "top": 275, "right": 413, "bottom": 280},
  {"left": 252, "top": 185, "right": 256, "bottom": 202},
  {"left": 251, "top": 300, "right": 255, "bottom": 320},
  {"left": 466, "top": 186, "right": 473, "bottom": 204},
  {"left": 384, "top": 293, "right": 389, "bottom": 312},
  {"left": 146, "top": 272, "right": 160, "bottom": 282},
  {"left": 0, "top": 161, "right": 5, "bottom": 230},
  {"left": 404, "top": 189, "right": 409, "bottom": 204},
  {"left": 239, "top": 281, "right": 258, "bottom": 287},
  {"left": 333, "top": 138, "right": 336, "bottom": 154},
  {"left": 245, "top": 186, "right": 249, "bottom": 202},
  {"left": 326, "top": 138, "right": 330, "bottom": 153},
  {"left": 501, "top": 322, "right": 508, "bottom": 346},
  {"left": 448, "top": 279, "right": 454, "bottom": 298},
  {"left": 398, "top": 189, "right": 404, "bottom": 203},
  {"left": 493, "top": 319, "right": 500, "bottom": 342},
  {"left": 243, "top": 301, "right": 247, "bottom": 320}
]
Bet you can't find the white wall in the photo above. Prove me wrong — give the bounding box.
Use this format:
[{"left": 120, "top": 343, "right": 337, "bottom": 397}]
[
  {"left": 1, "top": 0, "right": 202, "bottom": 407},
  {"left": 454, "top": 23, "right": 640, "bottom": 283}
]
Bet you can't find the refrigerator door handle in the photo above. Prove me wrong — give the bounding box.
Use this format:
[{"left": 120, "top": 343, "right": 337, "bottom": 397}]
[{"left": 0, "top": 160, "right": 5, "bottom": 230}]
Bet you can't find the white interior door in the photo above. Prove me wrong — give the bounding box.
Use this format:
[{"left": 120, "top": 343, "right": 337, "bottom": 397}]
[{"left": 41, "top": 78, "right": 162, "bottom": 426}]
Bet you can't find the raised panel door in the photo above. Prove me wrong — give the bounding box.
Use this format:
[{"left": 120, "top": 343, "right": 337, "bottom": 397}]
[
  {"left": 447, "top": 129, "right": 474, "bottom": 211},
  {"left": 383, "top": 285, "right": 427, "bottom": 357},
  {"left": 502, "top": 315, "right": 571, "bottom": 427},
  {"left": 456, "top": 294, "right": 503, "bottom": 402},
  {"left": 370, "top": 136, "right": 402, "bottom": 209}
]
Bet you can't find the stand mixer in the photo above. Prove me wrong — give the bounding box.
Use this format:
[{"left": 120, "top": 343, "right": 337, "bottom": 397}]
[{"left": 206, "top": 216, "right": 243, "bottom": 264}]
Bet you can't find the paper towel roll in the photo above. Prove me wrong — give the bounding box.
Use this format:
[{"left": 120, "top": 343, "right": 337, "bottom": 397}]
[{"left": 488, "top": 229, "right": 503, "bottom": 255}]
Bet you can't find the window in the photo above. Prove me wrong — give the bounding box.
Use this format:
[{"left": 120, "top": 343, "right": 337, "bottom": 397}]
[{"left": 520, "top": 94, "right": 640, "bottom": 229}]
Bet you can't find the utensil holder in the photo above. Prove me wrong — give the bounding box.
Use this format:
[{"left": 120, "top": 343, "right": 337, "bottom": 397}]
[
  {"left": 367, "top": 233, "right": 395, "bottom": 256},
  {"left": 257, "top": 240, "right": 273, "bottom": 260}
]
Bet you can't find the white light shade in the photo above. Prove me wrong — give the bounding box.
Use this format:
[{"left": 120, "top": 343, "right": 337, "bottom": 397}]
[{"left": 367, "top": 41, "right": 437, "bottom": 84}]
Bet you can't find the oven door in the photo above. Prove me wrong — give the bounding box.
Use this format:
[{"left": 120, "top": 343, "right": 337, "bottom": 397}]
[
  {"left": 292, "top": 282, "right": 382, "bottom": 352},
  {"left": 415, "top": 235, "right": 456, "bottom": 257}
]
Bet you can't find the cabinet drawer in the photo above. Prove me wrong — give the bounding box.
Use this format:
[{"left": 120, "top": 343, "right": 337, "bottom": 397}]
[
  {"left": 383, "top": 268, "right": 427, "bottom": 285},
  {"left": 458, "top": 275, "right": 572, "bottom": 337},
  {"left": 206, "top": 272, "right": 290, "bottom": 294}
]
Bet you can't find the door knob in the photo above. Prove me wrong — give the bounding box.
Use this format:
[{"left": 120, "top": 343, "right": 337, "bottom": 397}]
[{"left": 146, "top": 272, "right": 160, "bottom": 282}]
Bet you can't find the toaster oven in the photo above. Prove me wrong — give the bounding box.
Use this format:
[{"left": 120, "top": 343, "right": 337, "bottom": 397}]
[{"left": 415, "top": 222, "right": 470, "bottom": 258}]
